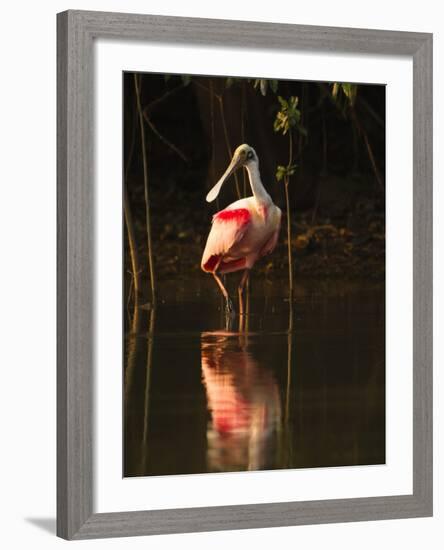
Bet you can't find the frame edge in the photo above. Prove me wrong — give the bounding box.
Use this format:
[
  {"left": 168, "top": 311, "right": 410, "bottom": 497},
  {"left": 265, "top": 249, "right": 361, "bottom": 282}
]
[
  {"left": 57, "top": 9, "right": 95, "bottom": 540},
  {"left": 57, "top": 9, "right": 433, "bottom": 539},
  {"left": 56, "top": 9, "right": 69, "bottom": 540},
  {"left": 412, "top": 33, "right": 433, "bottom": 518}
]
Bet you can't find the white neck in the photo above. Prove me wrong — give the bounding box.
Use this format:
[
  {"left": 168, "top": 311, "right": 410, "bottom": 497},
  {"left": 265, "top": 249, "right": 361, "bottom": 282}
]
[{"left": 245, "top": 162, "right": 271, "bottom": 205}]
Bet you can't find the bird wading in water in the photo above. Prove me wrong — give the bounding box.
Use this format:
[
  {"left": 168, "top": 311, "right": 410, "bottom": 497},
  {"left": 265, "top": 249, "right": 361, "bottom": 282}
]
[{"left": 201, "top": 144, "right": 282, "bottom": 317}]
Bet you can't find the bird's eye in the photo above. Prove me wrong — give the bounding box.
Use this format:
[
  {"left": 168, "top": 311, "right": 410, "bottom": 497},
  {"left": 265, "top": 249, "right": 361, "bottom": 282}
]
[{"left": 247, "top": 151, "right": 254, "bottom": 160}]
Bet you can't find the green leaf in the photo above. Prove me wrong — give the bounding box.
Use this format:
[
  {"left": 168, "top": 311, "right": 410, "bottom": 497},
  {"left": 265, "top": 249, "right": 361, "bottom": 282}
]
[
  {"left": 287, "top": 163, "right": 297, "bottom": 176},
  {"left": 269, "top": 80, "right": 278, "bottom": 94},
  {"left": 332, "top": 82, "right": 339, "bottom": 99},
  {"left": 331, "top": 82, "right": 358, "bottom": 107},
  {"left": 276, "top": 165, "right": 287, "bottom": 182},
  {"left": 274, "top": 95, "right": 305, "bottom": 135},
  {"left": 260, "top": 79, "right": 268, "bottom": 96},
  {"left": 277, "top": 95, "right": 287, "bottom": 108},
  {"left": 181, "top": 75, "right": 191, "bottom": 86},
  {"left": 342, "top": 83, "right": 357, "bottom": 106},
  {"left": 276, "top": 163, "right": 298, "bottom": 182},
  {"left": 290, "top": 96, "right": 299, "bottom": 109}
]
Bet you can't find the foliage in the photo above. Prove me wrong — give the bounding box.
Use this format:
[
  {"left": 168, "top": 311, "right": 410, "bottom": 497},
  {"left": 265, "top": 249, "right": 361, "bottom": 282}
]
[
  {"left": 273, "top": 96, "right": 306, "bottom": 136},
  {"left": 276, "top": 164, "right": 297, "bottom": 182},
  {"left": 170, "top": 75, "right": 280, "bottom": 95},
  {"left": 331, "top": 82, "right": 358, "bottom": 113},
  {"left": 252, "top": 78, "right": 279, "bottom": 96},
  {"left": 224, "top": 77, "right": 279, "bottom": 95},
  {"left": 272, "top": 95, "right": 304, "bottom": 298},
  {"left": 273, "top": 95, "right": 306, "bottom": 183}
]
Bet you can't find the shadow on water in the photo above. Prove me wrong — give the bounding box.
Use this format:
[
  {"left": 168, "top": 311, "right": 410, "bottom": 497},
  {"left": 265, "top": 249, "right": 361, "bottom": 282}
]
[{"left": 124, "top": 278, "right": 385, "bottom": 477}]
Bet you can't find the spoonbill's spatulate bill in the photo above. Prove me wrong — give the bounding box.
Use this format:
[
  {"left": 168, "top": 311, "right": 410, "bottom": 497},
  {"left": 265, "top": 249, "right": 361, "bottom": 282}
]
[{"left": 201, "top": 144, "right": 282, "bottom": 317}]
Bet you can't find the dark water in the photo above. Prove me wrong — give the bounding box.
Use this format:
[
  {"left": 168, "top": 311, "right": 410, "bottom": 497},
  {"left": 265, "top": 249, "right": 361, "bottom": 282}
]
[{"left": 124, "top": 279, "right": 385, "bottom": 477}]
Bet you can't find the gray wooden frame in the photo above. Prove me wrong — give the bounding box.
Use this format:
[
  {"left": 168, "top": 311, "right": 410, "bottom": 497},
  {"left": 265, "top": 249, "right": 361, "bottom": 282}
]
[{"left": 57, "top": 9, "right": 433, "bottom": 540}]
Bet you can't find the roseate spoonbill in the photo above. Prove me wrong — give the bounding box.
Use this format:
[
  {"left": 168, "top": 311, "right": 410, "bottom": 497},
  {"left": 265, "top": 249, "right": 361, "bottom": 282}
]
[{"left": 201, "top": 144, "right": 281, "bottom": 316}]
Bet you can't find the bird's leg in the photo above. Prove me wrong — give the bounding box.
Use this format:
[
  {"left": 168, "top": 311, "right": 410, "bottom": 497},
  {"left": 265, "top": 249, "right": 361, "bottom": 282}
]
[
  {"left": 212, "top": 272, "right": 235, "bottom": 317},
  {"left": 225, "top": 312, "right": 234, "bottom": 332},
  {"left": 238, "top": 269, "right": 250, "bottom": 319}
]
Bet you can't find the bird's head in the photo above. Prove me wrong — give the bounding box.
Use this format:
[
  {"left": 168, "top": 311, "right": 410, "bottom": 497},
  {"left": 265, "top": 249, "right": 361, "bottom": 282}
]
[
  {"left": 233, "top": 144, "right": 257, "bottom": 166},
  {"left": 206, "top": 144, "right": 258, "bottom": 203}
]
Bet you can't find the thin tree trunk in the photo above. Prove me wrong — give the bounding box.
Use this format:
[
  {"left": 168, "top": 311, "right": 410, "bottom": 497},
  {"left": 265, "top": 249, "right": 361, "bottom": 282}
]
[
  {"left": 322, "top": 104, "right": 328, "bottom": 175},
  {"left": 124, "top": 98, "right": 140, "bottom": 297},
  {"left": 124, "top": 186, "right": 140, "bottom": 295},
  {"left": 219, "top": 96, "right": 242, "bottom": 200},
  {"left": 312, "top": 107, "right": 326, "bottom": 226},
  {"left": 209, "top": 79, "right": 220, "bottom": 212},
  {"left": 134, "top": 73, "right": 156, "bottom": 306},
  {"left": 351, "top": 107, "right": 383, "bottom": 191},
  {"left": 285, "top": 316, "right": 293, "bottom": 420},
  {"left": 284, "top": 182, "right": 293, "bottom": 298},
  {"left": 143, "top": 309, "right": 156, "bottom": 451},
  {"left": 124, "top": 299, "right": 141, "bottom": 404},
  {"left": 285, "top": 132, "right": 294, "bottom": 299},
  {"left": 241, "top": 82, "right": 247, "bottom": 197},
  {"left": 284, "top": 305, "right": 294, "bottom": 466}
]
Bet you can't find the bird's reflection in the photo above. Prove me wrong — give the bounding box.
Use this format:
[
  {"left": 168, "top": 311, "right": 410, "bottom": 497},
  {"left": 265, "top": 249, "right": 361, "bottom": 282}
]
[{"left": 201, "top": 331, "right": 282, "bottom": 472}]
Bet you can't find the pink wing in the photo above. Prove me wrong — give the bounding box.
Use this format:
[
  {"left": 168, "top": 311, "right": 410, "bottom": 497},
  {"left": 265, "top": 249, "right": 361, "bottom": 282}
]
[{"left": 201, "top": 208, "right": 251, "bottom": 272}]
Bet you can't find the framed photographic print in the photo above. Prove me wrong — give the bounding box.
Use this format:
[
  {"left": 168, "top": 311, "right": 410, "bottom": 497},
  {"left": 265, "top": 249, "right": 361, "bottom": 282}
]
[{"left": 57, "top": 10, "right": 433, "bottom": 540}]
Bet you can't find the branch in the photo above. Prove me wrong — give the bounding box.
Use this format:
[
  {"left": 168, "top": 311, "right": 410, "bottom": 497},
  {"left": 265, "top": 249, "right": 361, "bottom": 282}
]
[
  {"left": 134, "top": 73, "right": 156, "bottom": 306},
  {"left": 143, "top": 83, "right": 187, "bottom": 114},
  {"left": 218, "top": 96, "right": 242, "bottom": 199},
  {"left": 142, "top": 110, "right": 189, "bottom": 164}
]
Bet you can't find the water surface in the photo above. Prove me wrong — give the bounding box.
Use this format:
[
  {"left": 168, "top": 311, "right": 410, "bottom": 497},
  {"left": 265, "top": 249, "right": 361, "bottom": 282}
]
[{"left": 124, "top": 279, "right": 385, "bottom": 477}]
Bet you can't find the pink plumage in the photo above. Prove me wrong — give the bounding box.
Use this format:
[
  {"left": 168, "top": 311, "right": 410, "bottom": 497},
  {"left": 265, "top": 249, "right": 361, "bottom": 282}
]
[
  {"left": 202, "top": 208, "right": 252, "bottom": 273},
  {"left": 201, "top": 200, "right": 281, "bottom": 275},
  {"left": 213, "top": 208, "right": 251, "bottom": 224},
  {"left": 201, "top": 144, "right": 281, "bottom": 315}
]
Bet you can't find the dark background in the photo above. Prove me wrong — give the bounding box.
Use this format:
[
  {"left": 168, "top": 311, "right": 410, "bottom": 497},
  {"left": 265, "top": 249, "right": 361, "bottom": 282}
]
[{"left": 123, "top": 73, "right": 385, "bottom": 305}]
